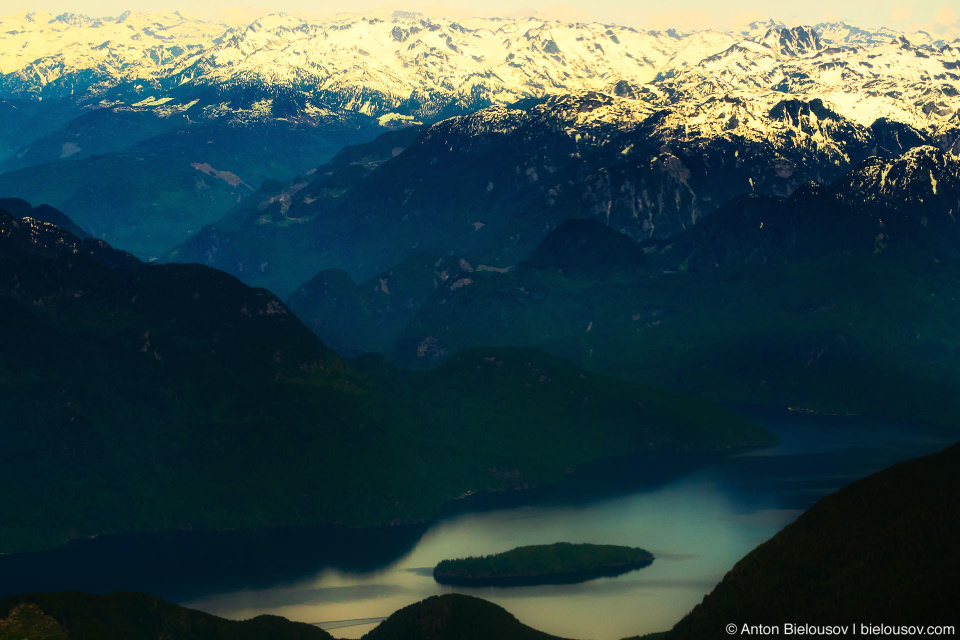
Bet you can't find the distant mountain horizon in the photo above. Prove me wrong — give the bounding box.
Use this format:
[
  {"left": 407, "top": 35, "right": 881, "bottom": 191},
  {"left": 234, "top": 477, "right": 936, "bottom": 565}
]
[
  {"left": 1, "top": 10, "right": 957, "bottom": 126},
  {"left": 1, "top": 6, "right": 956, "bottom": 259},
  {"left": 3, "top": 7, "right": 959, "bottom": 39}
]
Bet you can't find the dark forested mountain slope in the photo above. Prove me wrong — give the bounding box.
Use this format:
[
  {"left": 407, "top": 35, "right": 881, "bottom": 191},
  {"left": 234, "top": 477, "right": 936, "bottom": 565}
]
[
  {"left": 285, "top": 218, "right": 651, "bottom": 358},
  {"left": 664, "top": 442, "right": 960, "bottom": 635},
  {"left": 522, "top": 218, "right": 651, "bottom": 277},
  {"left": 282, "top": 149, "right": 960, "bottom": 427},
  {"left": 285, "top": 252, "right": 472, "bottom": 357},
  {"left": 0, "top": 210, "right": 771, "bottom": 554},
  {"left": 653, "top": 145, "right": 960, "bottom": 269},
  {"left": 833, "top": 145, "right": 960, "bottom": 220}
]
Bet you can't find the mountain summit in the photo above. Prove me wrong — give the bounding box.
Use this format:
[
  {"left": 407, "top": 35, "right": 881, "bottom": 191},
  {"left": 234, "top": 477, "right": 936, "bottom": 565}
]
[{"left": 761, "top": 25, "right": 824, "bottom": 56}]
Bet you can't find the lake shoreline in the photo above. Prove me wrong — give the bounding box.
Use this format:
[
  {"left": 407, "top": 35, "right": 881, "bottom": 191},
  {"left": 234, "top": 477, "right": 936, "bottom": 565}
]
[
  {"left": 0, "top": 444, "right": 762, "bottom": 602},
  {"left": 3, "top": 407, "right": 951, "bottom": 626},
  {"left": 432, "top": 561, "right": 654, "bottom": 587},
  {"left": 3, "top": 411, "right": 946, "bottom": 639}
]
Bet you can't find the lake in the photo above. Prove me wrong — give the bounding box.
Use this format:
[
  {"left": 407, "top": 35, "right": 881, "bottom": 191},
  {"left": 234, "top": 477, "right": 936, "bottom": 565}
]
[
  {"left": 181, "top": 412, "right": 951, "bottom": 638},
  {"left": 0, "top": 411, "right": 950, "bottom": 639}
]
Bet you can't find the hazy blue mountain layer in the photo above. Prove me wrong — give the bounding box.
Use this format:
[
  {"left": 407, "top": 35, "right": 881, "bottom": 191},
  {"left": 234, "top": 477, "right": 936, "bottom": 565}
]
[
  {"left": 0, "top": 197, "right": 88, "bottom": 238},
  {"left": 0, "top": 116, "right": 383, "bottom": 259},
  {"left": 284, "top": 148, "right": 960, "bottom": 428}
]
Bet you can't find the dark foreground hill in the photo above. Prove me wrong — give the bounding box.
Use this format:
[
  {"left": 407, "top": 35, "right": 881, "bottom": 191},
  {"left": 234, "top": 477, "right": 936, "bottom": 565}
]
[
  {"left": 663, "top": 442, "right": 960, "bottom": 637},
  {"left": 0, "top": 208, "right": 770, "bottom": 554},
  {"left": 361, "top": 594, "right": 569, "bottom": 640},
  {"left": 0, "top": 591, "right": 333, "bottom": 640},
  {"left": 0, "top": 592, "right": 566, "bottom": 640}
]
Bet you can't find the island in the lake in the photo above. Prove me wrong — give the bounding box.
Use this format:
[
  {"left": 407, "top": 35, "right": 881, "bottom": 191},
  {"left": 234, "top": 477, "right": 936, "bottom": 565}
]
[{"left": 433, "top": 543, "right": 654, "bottom": 587}]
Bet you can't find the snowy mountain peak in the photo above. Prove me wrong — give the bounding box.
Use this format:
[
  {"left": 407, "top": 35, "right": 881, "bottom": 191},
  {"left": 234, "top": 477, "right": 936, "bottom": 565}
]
[
  {"left": 768, "top": 97, "right": 841, "bottom": 125},
  {"left": 814, "top": 22, "right": 898, "bottom": 47},
  {"left": 247, "top": 13, "right": 305, "bottom": 32},
  {"left": 760, "top": 25, "right": 824, "bottom": 57},
  {"left": 23, "top": 11, "right": 52, "bottom": 23},
  {"left": 0, "top": 13, "right": 958, "bottom": 132},
  {"left": 837, "top": 145, "right": 960, "bottom": 218},
  {"left": 0, "top": 10, "right": 228, "bottom": 76},
  {"left": 51, "top": 12, "right": 100, "bottom": 27},
  {"left": 738, "top": 18, "right": 786, "bottom": 39}
]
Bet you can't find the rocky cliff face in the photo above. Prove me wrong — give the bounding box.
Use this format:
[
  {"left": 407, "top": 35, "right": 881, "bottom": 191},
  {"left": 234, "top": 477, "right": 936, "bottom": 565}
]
[{"left": 167, "top": 89, "right": 948, "bottom": 294}]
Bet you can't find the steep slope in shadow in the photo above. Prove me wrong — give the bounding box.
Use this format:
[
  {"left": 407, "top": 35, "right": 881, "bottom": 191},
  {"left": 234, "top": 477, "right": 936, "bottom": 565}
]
[{"left": 661, "top": 442, "right": 960, "bottom": 635}]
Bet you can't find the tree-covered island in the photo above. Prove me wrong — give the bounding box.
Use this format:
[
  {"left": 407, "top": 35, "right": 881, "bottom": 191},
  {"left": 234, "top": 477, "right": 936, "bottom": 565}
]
[{"left": 433, "top": 543, "right": 654, "bottom": 587}]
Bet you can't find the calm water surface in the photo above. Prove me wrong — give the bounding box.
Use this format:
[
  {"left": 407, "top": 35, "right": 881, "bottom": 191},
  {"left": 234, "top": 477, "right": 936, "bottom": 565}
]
[{"left": 180, "top": 412, "right": 951, "bottom": 639}]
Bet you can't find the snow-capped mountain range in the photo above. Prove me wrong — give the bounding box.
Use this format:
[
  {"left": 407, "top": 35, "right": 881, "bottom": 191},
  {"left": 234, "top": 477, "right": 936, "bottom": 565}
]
[
  {"left": 0, "top": 11, "right": 228, "bottom": 98},
  {"left": 1, "top": 10, "right": 959, "bottom": 132}
]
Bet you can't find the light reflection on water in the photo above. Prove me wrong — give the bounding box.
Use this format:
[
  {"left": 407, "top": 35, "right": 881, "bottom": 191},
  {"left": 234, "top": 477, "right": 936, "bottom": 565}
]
[
  {"left": 183, "top": 416, "right": 949, "bottom": 640},
  {"left": 0, "top": 413, "right": 944, "bottom": 635},
  {"left": 187, "top": 485, "right": 794, "bottom": 638},
  {"left": 182, "top": 414, "right": 951, "bottom": 639}
]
